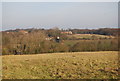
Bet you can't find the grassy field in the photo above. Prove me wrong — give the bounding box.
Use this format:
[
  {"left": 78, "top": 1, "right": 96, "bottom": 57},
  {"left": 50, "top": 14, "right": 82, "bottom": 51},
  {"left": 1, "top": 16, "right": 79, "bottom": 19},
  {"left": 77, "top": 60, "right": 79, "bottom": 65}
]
[
  {"left": 2, "top": 51, "right": 118, "bottom": 79},
  {"left": 67, "top": 34, "right": 115, "bottom": 39}
]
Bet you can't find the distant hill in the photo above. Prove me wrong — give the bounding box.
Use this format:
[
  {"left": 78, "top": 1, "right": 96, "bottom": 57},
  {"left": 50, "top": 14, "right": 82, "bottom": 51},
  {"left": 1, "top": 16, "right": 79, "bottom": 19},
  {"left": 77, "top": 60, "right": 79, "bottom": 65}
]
[{"left": 3, "top": 28, "right": 119, "bottom": 36}]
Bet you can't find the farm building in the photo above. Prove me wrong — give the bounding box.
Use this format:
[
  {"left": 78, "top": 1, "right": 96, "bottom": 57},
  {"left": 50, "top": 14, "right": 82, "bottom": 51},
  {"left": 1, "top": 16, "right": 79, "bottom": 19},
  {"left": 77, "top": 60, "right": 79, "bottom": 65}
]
[{"left": 61, "top": 31, "right": 72, "bottom": 34}]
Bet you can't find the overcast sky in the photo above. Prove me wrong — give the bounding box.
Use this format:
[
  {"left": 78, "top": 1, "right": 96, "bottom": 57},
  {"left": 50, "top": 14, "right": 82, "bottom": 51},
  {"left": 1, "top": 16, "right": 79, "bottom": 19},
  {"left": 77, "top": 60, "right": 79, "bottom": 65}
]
[{"left": 2, "top": 2, "right": 118, "bottom": 30}]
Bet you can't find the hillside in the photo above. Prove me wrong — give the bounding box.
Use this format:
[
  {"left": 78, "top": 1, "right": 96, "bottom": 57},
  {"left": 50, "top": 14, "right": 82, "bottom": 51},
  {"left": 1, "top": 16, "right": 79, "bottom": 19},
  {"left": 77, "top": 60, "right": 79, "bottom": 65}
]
[{"left": 2, "top": 51, "right": 118, "bottom": 79}]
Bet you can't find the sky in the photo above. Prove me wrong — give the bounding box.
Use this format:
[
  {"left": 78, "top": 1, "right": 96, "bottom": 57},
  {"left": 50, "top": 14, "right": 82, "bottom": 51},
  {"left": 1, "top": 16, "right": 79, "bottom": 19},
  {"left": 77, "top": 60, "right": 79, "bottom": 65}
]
[
  {"left": 1, "top": 0, "right": 120, "bottom": 2},
  {"left": 1, "top": 2, "right": 118, "bottom": 31}
]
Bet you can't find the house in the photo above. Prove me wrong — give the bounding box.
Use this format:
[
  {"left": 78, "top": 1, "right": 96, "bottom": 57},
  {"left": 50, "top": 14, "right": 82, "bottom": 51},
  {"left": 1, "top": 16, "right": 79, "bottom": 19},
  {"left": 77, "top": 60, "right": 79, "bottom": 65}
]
[
  {"left": 6, "top": 32, "right": 10, "bottom": 34},
  {"left": 61, "top": 31, "right": 72, "bottom": 34},
  {"left": 19, "top": 30, "right": 28, "bottom": 34},
  {"left": 45, "top": 37, "right": 53, "bottom": 40},
  {"left": 5, "top": 31, "right": 14, "bottom": 34}
]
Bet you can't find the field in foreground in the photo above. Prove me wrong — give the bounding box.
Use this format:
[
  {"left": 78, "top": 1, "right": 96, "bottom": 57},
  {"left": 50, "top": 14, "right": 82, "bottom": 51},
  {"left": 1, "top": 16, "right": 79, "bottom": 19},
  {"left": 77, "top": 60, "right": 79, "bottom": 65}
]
[{"left": 2, "top": 51, "right": 119, "bottom": 79}]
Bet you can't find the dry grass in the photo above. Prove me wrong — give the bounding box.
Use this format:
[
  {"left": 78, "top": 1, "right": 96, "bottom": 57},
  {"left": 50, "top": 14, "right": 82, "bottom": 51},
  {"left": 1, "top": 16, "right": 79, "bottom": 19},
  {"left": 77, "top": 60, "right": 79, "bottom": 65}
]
[{"left": 2, "top": 51, "right": 119, "bottom": 79}]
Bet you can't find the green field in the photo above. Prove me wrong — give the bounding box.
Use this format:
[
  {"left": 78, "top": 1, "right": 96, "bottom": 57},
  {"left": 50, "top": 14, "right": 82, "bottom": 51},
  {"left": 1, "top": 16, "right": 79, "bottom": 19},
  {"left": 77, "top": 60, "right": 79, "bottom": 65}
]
[{"left": 2, "top": 51, "right": 118, "bottom": 79}]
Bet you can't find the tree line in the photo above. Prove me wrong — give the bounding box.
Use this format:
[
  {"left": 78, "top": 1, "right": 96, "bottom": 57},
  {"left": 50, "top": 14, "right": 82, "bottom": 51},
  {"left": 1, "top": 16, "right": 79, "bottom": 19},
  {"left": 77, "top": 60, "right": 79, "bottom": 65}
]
[{"left": 2, "top": 28, "right": 119, "bottom": 55}]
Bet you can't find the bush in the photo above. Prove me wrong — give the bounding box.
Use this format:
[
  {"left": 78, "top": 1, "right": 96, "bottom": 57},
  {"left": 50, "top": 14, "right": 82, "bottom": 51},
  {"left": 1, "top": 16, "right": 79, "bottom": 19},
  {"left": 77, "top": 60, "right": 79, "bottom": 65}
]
[{"left": 70, "top": 40, "right": 118, "bottom": 52}]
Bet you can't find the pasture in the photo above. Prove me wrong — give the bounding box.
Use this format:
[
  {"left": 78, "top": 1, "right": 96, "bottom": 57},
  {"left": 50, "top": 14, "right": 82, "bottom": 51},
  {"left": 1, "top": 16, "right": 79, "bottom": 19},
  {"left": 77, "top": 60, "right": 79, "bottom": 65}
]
[
  {"left": 2, "top": 51, "right": 118, "bottom": 79},
  {"left": 67, "top": 34, "right": 115, "bottom": 40}
]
